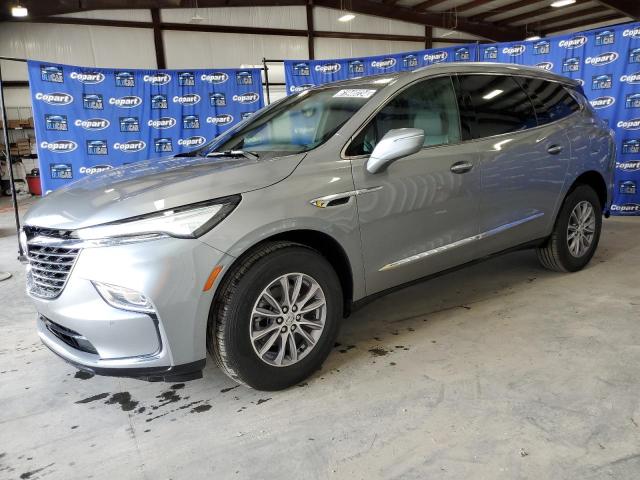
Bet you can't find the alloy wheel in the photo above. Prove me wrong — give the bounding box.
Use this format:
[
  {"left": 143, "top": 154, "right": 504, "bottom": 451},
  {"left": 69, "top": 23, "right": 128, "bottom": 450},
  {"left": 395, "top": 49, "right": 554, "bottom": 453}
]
[
  {"left": 567, "top": 200, "right": 596, "bottom": 258},
  {"left": 250, "top": 273, "right": 326, "bottom": 367}
]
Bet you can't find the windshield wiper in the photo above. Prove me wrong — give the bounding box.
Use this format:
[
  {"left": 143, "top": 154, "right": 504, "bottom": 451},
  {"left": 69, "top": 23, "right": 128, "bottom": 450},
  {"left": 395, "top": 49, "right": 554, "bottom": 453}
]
[{"left": 206, "top": 150, "right": 259, "bottom": 161}]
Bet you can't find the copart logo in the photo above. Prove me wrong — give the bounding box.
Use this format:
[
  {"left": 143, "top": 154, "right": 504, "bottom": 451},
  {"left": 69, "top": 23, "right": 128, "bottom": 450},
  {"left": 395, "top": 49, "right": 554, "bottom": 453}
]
[
  {"left": 206, "top": 114, "right": 233, "bottom": 125},
  {"left": 74, "top": 118, "right": 110, "bottom": 130},
  {"left": 623, "top": 27, "right": 640, "bottom": 39},
  {"left": 178, "top": 136, "right": 206, "bottom": 147},
  {"left": 315, "top": 63, "right": 341, "bottom": 74},
  {"left": 616, "top": 160, "right": 640, "bottom": 171},
  {"left": 201, "top": 72, "right": 229, "bottom": 84},
  {"left": 232, "top": 92, "right": 259, "bottom": 104},
  {"left": 290, "top": 84, "right": 313, "bottom": 93},
  {"left": 424, "top": 51, "right": 448, "bottom": 63},
  {"left": 173, "top": 93, "right": 201, "bottom": 106},
  {"left": 70, "top": 71, "right": 105, "bottom": 84},
  {"left": 620, "top": 72, "right": 640, "bottom": 84},
  {"left": 147, "top": 117, "right": 177, "bottom": 129},
  {"left": 610, "top": 203, "right": 640, "bottom": 214},
  {"left": 590, "top": 96, "right": 615, "bottom": 109},
  {"left": 536, "top": 62, "right": 553, "bottom": 71},
  {"left": 585, "top": 52, "right": 618, "bottom": 66},
  {"left": 113, "top": 140, "right": 146, "bottom": 153},
  {"left": 371, "top": 58, "right": 396, "bottom": 69},
  {"left": 109, "top": 96, "right": 142, "bottom": 108},
  {"left": 35, "top": 92, "right": 73, "bottom": 106},
  {"left": 79, "top": 165, "right": 112, "bottom": 175},
  {"left": 143, "top": 73, "right": 171, "bottom": 85},
  {"left": 617, "top": 119, "right": 640, "bottom": 130},
  {"left": 559, "top": 36, "right": 587, "bottom": 48},
  {"left": 502, "top": 45, "right": 525, "bottom": 56},
  {"left": 40, "top": 140, "right": 77, "bottom": 153}
]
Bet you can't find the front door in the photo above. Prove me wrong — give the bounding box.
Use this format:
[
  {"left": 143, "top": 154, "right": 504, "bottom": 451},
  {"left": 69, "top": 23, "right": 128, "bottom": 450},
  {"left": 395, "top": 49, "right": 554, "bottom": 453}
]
[{"left": 346, "top": 76, "right": 481, "bottom": 295}]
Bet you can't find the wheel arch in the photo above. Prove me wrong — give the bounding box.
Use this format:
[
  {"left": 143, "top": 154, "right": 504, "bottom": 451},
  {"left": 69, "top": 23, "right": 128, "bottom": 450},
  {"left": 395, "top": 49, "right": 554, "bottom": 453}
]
[
  {"left": 213, "top": 229, "right": 355, "bottom": 318},
  {"left": 567, "top": 170, "right": 608, "bottom": 210}
]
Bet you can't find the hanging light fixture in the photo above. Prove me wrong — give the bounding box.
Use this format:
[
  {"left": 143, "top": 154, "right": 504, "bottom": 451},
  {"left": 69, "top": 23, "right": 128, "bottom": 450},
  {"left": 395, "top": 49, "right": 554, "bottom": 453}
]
[
  {"left": 550, "top": 0, "right": 576, "bottom": 7},
  {"left": 338, "top": 0, "right": 355, "bottom": 22},
  {"left": 11, "top": 3, "right": 28, "bottom": 17},
  {"left": 190, "top": 0, "right": 204, "bottom": 23}
]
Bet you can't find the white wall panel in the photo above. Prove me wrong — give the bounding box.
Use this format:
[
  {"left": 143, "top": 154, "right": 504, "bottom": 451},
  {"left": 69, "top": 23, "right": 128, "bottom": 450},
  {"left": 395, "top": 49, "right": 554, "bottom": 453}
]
[
  {"left": 313, "top": 7, "right": 423, "bottom": 36},
  {"left": 160, "top": 6, "right": 307, "bottom": 29},
  {"left": 86, "top": 26, "right": 156, "bottom": 69},
  {"left": 55, "top": 9, "right": 152, "bottom": 22},
  {"left": 315, "top": 38, "right": 423, "bottom": 59},
  {"left": 0, "top": 22, "right": 156, "bottom": 80},
  {"left": 163, "top": 30, "right": 307, "bottom": 73}
]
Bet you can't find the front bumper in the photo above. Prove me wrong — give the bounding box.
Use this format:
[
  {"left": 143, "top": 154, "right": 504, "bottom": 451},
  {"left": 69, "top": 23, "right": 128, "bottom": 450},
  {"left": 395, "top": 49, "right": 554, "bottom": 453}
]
[{"left": 30, "top": 236, "right": 233, "bottom": 377}]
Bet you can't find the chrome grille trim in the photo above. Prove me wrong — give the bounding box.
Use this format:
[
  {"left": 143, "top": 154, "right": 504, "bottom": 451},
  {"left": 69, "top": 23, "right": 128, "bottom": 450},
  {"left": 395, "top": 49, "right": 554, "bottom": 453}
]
[{"left": 24, "top": 226, "right": 81, "bottom": 299}]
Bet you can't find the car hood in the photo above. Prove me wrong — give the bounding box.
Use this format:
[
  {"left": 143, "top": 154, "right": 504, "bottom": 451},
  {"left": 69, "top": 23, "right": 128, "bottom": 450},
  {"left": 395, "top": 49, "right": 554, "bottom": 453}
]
[{"left": 24, "top": 153, "right": 305, "bottom": 230}]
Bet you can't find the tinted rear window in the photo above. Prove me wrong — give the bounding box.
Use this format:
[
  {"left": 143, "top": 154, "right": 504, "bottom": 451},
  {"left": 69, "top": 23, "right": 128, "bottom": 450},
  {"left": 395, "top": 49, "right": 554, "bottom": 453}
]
[
  {"left": 456, "top": 74, "right": 537, "bottom": 139},
  {"left": 515, "top": 77, "right": 581, "bottom": 125}
]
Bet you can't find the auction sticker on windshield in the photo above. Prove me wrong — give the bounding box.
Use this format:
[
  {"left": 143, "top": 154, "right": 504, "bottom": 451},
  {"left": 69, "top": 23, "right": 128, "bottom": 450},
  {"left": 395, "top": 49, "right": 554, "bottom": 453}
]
[{"left": 333, "top": 89, "right": 377, "bottom": 98}]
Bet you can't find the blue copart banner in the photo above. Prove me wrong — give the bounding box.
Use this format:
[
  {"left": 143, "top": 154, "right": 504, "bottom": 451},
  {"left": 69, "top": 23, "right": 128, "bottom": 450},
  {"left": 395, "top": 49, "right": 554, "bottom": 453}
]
[
  {"left": 284, "top": 44, "right": 478, "bottom": 94},
  {"left": 27, "top": 62, "right": 264, "bottom": 193},
  {"left": 284, "top": 23, "right": 640, "bottom": 215}
]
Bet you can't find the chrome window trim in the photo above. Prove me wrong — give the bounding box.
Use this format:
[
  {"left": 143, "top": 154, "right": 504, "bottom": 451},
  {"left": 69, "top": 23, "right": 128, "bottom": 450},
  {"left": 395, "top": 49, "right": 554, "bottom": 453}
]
[
  {"left": 340, "top": 71, "right": 583, "bottom": 161},
  {"left": 379, "top": 212, "right": 544, "bottom": 271}
]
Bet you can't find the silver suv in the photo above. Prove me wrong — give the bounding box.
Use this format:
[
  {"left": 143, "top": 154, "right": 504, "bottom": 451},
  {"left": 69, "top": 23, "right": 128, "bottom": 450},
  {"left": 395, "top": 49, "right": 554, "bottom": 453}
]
[{"left": 23, "top": 63, "right": 614, "bottom": 390}]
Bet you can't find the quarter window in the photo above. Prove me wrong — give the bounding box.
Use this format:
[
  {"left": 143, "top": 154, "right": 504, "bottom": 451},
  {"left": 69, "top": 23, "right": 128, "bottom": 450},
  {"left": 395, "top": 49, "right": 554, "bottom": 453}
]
[
  {"left": 515, "top": 77, "right": 581, "bottom": 125},
  {"left": 345, "top": 76, "right": 461, "bottom": 156},
  {"left": 456, "top": 74, "right": 537, "bottom": 139}
]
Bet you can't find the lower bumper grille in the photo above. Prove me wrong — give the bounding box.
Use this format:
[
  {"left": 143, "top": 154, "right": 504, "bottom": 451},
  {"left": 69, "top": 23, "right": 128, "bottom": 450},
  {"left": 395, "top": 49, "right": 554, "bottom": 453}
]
[{"left": 42, "top": 316, "right": 98, "bottom": 355}]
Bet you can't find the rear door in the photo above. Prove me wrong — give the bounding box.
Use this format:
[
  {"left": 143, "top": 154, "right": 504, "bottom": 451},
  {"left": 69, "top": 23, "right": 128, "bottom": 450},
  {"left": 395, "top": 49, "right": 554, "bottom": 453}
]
[
  {"left": 347, "top": 76, "right": 481, "bottom": 295},
  {"left": 454, "top": 74, "right": 572, "bottom": 256}
]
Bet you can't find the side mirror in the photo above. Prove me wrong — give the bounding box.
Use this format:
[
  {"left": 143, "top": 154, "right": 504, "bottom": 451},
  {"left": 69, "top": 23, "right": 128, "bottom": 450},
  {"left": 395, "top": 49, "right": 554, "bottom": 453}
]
[{"left": 366, "top": 128, "right": 425, "bottom": 174}]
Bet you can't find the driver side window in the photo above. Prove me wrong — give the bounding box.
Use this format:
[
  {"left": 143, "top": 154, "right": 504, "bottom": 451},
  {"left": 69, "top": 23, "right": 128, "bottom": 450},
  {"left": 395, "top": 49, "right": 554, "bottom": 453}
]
[{"left": 345, "top": 76, "right": 461, "bottom": 156}]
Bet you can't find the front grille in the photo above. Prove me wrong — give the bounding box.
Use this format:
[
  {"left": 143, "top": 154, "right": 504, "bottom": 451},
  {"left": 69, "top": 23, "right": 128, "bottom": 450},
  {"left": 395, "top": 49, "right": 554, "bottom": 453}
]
[{"left": 24, "top": 226, "right": 81, "bottom": 299}]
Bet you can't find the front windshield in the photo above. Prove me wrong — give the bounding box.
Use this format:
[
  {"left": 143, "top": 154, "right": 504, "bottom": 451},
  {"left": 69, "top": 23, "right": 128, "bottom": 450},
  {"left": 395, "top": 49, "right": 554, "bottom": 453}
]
[{"left": 202, "top": 86, "right": 380, "bottom": 155}]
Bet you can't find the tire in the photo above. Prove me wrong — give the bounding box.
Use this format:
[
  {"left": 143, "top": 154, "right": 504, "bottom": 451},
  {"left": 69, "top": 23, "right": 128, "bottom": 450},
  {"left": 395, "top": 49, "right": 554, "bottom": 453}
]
[
  {"left": 536, "top": 184, "right": 602, "bottom": 272},
  {"left": 207, "top": 241, "right": 342, "bottom": 390}
]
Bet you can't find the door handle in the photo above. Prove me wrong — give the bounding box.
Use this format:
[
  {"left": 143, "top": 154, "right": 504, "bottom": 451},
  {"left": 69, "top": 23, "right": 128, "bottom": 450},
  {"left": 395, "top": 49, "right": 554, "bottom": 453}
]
[
  {"left": 450, "top": 161, "right": 473, "bottom": 174},
  {"left": 547, "top": 144, "right": 563, "bottom": 155}
]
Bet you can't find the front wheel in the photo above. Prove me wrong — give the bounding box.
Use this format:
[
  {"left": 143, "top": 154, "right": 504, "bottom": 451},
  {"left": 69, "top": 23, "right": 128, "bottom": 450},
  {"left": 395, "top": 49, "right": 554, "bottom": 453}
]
[
  {"left": 207, "top": 242, "right": 342, "bottom": 390},
  {"left": 537, "top": 184, "right": 602, "bottom": 272}
]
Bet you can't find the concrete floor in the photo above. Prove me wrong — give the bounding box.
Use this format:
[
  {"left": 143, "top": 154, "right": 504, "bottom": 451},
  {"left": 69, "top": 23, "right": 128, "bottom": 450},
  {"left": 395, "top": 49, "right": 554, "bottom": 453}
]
[{"left": 1, "top": 195, "right": 639, "bottom": 480}]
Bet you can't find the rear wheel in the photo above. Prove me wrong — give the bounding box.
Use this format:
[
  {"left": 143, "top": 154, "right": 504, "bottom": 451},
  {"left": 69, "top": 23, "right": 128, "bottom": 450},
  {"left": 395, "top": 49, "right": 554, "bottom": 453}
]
[
  {"left": 536, "top": 184, "right": 602, "bottom": 272},
  {"left": 208, "top": 241, "right": 342, "bottom": 390}
]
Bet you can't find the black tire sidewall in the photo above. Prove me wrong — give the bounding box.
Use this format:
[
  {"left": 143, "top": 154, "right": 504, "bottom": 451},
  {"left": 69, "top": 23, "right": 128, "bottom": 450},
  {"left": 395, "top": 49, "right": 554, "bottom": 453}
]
[
  {"left": 553, "top": 185, "right": 602, "bottom": 272},
  {"left": 221, "top": 247, "right": 342, "bottom": 390}
]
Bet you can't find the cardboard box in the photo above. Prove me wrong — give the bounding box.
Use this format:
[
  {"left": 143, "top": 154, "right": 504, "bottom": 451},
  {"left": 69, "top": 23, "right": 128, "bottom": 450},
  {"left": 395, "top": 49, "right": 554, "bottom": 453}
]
[{"left": 7, "top": 119, "right": 22, "bottom": 129}]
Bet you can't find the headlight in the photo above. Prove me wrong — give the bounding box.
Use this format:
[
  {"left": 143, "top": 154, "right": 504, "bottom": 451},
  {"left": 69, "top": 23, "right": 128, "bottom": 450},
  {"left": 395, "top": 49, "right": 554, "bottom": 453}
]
[{"left": 76, "top": 195, "right": 240, "bottom": 245}]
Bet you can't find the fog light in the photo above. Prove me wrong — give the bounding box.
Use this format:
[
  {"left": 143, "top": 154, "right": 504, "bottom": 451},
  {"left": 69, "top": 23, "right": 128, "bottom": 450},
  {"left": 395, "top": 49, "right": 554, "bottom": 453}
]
[{"left": 92, "top": 281, "right": 155, "bottom": 313}]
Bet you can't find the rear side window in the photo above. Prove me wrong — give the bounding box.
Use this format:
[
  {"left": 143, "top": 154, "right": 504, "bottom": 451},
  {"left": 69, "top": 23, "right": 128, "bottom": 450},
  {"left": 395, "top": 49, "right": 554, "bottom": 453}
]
[
  {"left": 455, "top": 74, "right": 537, "bottom": 139},
  {"left": 515, "top": 77, "right": 581, "bottom": 125},
  {"left": 345, "top": 76, "right": 460, "bottom": 156}
]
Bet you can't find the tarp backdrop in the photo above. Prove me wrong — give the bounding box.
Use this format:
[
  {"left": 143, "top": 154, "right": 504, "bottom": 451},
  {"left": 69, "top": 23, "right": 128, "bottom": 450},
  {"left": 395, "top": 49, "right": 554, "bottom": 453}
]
[
  {"left": 27, "top": 62, "right": 263, "bottom": 193},
  {"left": 284, "top": 22, "right": 640, "bottom": 215}
]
